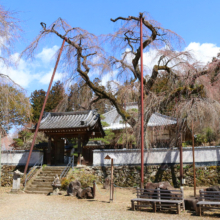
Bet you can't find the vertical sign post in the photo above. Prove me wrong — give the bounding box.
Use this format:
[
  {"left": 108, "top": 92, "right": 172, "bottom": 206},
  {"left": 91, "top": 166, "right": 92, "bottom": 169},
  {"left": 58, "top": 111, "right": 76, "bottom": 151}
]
[{"left": 104, "top": 155, "right": 116, "bottom": 202}]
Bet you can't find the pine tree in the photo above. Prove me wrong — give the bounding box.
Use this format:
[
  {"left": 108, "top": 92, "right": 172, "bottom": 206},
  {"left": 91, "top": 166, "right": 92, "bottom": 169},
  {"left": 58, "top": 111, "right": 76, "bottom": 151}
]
[
  {"left": 30, "top": 81, "right": 66, "bottom": 122},
  {"left": 30, "top": 89, "right": 46, "bottom": 123},
  {"left": 46, "top": 80, "right": 65, "bottom": 112}
]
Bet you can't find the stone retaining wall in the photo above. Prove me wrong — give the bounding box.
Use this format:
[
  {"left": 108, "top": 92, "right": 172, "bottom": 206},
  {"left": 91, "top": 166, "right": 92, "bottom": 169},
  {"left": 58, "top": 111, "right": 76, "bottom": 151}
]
[
  {"left": 89, "top": 165, "right": 220, "bottom": 187},
  {"left": 0, "top": 165, "right": 26, "bottom": 187}
]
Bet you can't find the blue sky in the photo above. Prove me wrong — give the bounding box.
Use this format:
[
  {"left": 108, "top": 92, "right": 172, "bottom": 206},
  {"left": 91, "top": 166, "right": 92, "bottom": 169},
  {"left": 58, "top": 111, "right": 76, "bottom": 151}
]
[{"left": 1, "top": 0, "right": 220, "bottom": 95}]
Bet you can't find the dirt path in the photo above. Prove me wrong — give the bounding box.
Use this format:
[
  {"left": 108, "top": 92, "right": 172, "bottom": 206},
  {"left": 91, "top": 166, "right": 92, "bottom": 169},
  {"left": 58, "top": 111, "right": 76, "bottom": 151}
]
[{"left": 0, "top": 186, "right": 219, "bottom": 220}]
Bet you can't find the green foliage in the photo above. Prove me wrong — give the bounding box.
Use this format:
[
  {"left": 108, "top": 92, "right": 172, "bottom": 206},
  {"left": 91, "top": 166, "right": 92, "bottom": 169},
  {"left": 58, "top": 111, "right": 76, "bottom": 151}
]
[
  {"left": 46, "top": 81, "right": 65, "bottom": 112},
  {"left": 101, "top": 121, "right": 110, "bottom": 127},
  {"left": 117, "top": 132, "right": 136, "bottom": 146},
  {"left": 0, "top": 84, "right": 31, "bottom": 133},
  {"left": 61, "top": 177, "right": 69, "bottom": 190},
  {"left": 30, "top": 89, "right": 46, "bottom": 123},
  {"left": 30, "top": 81, "right": 65, "bottom": 123},
  {"left": 91, "top": 120, "right": 115, "bottom": 145},
  {"left": 204, "top": 127, "right": 216, "bottom": 143},
  {"left": 182, "top": 140, "right": 192, "bottom": 147},
  {"left": 77, "top": 171, "right": 97, "bottom": 188},
  {"left": 61, "top": 169, "right": 97, "bottom": 189},
  {"left": 195, "top": 134, "right": 207, "bottom": 145},
  {"left": 195, "top": 127, "right": 216, "bottom": 145},
  {"left": 13, "top": 130, "right": 47, "bottom": 149}
]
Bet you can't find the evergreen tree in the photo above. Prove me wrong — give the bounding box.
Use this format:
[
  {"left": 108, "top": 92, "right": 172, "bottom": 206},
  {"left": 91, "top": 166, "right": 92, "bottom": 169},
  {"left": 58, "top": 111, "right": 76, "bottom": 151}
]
[
  {"left": 30, "top": 89, "right": 46, "bottom": 123},
  {"left": 30, "top": 81, "right": 65, "bottom": 123},
  {"left": 46, "top": 80, "right": 65, "bottom": 112}
]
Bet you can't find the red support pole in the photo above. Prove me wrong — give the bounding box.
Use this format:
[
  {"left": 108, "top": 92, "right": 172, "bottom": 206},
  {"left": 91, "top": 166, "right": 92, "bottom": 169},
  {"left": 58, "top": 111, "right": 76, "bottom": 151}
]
[
  {"left": 192, "top": 121, "right": 196, "bottom": 197},
  {"left": 24, "top": 39, "right": 66, "bottom": 175},
  {"left": 140, "top": 13, "right": 144, "bottom": 188}
]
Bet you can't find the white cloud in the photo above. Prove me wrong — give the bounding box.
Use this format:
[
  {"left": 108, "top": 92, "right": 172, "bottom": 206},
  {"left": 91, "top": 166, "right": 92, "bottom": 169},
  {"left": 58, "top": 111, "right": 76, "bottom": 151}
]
[
  {"left": 0, "top": 45, "right": 63, "bottom": 89},
  {"left": 143, "top": 48, "right": 158, "bottom": 75},
  {"left": 125, "top": 43, "right": 220, "bottom": 77},
  {"left": 100, "top": 70, "right": 118, "bottom": 87},
  {"left": 36, "top": 45, "right": 59, "bottom": 63},
  {"left": 39, "top": 69, "right": 63, "bottom": 85},
  {"left": 124, "top": 48, "right": 158, "bottom": 76},
  {"left": 1, "top": 43, "right": 219, "bottom": 92},
  {"left": 184, "top": 42, "right": 220, "bottom": 64}
]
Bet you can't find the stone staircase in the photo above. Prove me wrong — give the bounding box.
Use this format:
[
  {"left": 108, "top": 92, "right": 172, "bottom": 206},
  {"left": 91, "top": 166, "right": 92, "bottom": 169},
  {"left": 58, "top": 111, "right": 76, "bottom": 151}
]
[{"left": 25, "top": 166, "right": 65, "bottom": 194}]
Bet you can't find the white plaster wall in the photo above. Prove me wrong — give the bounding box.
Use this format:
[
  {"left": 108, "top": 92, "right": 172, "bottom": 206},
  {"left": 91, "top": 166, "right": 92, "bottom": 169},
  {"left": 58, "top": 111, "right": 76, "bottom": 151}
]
[
  {"left": 1, "top": 151, "right": 43, "bottom": 165},
  {"left": 93, "top": 146, "right": 220, "bottom": 166}
]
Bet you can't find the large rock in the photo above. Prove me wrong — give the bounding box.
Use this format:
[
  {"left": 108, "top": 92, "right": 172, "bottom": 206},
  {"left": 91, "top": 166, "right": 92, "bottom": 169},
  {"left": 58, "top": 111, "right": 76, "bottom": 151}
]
[
  {"left": 67, "top": 180, "right": 94, "bottom": 199},
  {"left": 206, "top": 185, "right": 220, "bottom": 191},
  {"left": 145, "top": 181, "right": 173, "bottom": 190},
  {"left": 67, "top": 180, "right": 81, "bottom": 196},
  {"left": 144, "top": 181, "right": 180, "bottom": 200}
]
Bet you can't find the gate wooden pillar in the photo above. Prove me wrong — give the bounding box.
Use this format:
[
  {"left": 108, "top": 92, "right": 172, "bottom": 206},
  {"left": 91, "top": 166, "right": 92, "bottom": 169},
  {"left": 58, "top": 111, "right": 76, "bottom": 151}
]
[
  {"left": 77, "top": 135, "right": 82, "bottom": 165},
  {"left": 47, "top": 137, "right": 52, "bottom": 165}
]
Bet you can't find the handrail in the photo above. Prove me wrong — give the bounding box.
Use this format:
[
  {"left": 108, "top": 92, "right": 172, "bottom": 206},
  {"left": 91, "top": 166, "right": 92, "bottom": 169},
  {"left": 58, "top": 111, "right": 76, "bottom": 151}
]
[
  {"left": 24, "top": 155, "right": 44, "bottom": 187},
  {"left": 60, "top": 156, "right": 74, "bottom": 179}
]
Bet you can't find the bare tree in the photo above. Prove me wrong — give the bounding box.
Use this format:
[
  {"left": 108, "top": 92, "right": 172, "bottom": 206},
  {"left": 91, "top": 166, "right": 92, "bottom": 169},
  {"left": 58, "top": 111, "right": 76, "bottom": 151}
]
[
  {"left": 0, "top": 5, "right": 28, "bottom": 137},
  {"left": 21, "top": 13, "right": 220, "bottom": 145}
]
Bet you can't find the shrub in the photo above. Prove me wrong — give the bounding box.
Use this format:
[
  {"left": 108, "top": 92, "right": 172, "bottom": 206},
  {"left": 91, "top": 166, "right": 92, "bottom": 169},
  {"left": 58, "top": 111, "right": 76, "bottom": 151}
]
[
  {"left": 60, "top": 169, "right": 97, "bottom": 190},
  {"left": 61, "top": 177, "right": 69, "bottom": 190},
  {"left": 76, "top": 171, "right": 96, "bottom": 188},
  {"left": 204, "top": 127, "right": 216, "bottom": 143},
  {"left": 195, "top": 127, "right": 216, "bottom": 145}
]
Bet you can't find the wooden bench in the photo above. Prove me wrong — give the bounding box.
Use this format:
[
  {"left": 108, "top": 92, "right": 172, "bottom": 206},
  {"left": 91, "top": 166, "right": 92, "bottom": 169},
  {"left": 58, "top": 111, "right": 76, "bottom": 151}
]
[
  {"left": 131, "top": 187, "right": 185, "bottom": 214},
  {"left": 197, "top": 189, "right": 220, "bottom": 216}
]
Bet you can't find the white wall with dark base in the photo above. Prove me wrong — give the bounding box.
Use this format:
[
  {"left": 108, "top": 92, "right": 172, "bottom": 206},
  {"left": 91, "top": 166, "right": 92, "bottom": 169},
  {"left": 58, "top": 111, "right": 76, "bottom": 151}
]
[
  {"left": 1, "top": 150, "right": 43, "bottom": 166},
  {"left": 93, "top": 146, "right": 220, "bottom": 166}
]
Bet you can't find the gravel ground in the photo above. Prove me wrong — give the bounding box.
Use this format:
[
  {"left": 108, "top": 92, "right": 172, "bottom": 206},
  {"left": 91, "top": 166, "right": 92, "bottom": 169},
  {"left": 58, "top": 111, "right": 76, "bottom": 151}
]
[{"left": 0, "top": 186, "right": 219, "bottom": 220}]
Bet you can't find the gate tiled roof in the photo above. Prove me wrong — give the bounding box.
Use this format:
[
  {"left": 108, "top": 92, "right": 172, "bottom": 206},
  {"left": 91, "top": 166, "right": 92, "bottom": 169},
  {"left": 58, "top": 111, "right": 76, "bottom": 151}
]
[{"left": 33, "top": 110, "right": 101, "bottom": 130}]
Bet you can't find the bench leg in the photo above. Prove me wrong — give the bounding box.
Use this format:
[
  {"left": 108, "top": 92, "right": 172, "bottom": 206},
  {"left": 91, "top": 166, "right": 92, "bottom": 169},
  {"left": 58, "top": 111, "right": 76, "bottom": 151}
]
[
  {"left": 196, "top": 205, "right": 201, "bottom": 216},
  {"left": 176, "top": 203, "right": 180, "bottom": 214},
  {"left": 131, "top": 201, "right": 135, "bottom": 211},
  {"left": 153, "top": 202, "right": 156, "bottom": 213}
]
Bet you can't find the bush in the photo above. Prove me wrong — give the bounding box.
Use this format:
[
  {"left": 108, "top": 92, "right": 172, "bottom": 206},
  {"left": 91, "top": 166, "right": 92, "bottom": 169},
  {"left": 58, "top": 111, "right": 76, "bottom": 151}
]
[
  {"left": 204, "top": 127, "right": 216, "bottom": 143},
  {"left": 61, "top": 177, "right": 69, "bottom": 190},
  {"left": 77, "top": 171, "right": 96, "bottom": 188},
  {"left": 195, "top": 127, "right": 216, "bottom": 145},
  {"left": 60, "top": 169, "right": 97, "bottom": 190}
]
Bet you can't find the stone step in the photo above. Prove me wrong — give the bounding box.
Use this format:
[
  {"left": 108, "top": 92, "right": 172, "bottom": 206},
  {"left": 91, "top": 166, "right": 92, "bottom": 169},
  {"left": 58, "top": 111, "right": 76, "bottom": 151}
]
[
  {"left": 41, "top": 170, "right": 64, "bottom": 173},
  {"left": 24, "top": 166, "right": 67, "bottom": 194},
  {"left": 25, "top": 190, "right": 50, "bottom": 194},
  {"left": 32, "top": 179, "right": 53, "bottom": 183},
  {"left": 26, "top": 186, "right": 53, "bottom": 192},
  {"left": 43, "top": 168, "right": 65, "bottom": 171},
  {"left": 31, "top": 182, "right": 52, "bottom": 187},
  {"left": 38, "top": 174, "right": 61, "bottom": 177}
]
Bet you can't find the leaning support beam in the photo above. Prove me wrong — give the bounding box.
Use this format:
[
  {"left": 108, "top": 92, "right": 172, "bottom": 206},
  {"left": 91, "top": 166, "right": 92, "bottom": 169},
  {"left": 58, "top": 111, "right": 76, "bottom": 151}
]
[{"left": 24, "top": 39, "right": 66, "bottom": 175}]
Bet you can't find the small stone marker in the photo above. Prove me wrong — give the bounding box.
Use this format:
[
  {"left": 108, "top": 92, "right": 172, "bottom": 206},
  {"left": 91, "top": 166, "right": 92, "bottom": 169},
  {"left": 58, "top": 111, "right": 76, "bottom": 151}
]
[
  {"left": 103, "top": 177, "right": 110, "bottom": 190},
  {"left": 51, "top": 174, "right": 61, "bottom": 195},
  {"left": 11, "top": 169, "right": 24, "bottom": 193}
]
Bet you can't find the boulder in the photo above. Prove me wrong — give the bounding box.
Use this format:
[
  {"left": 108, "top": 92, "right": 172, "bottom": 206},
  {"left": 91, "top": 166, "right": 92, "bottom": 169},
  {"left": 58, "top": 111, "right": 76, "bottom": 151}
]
[
  {"left": 144, "top": 181, "right": 179, "bottom": 200},
  {"left": 67, "top": 180, "right": 81, "bottom": 196},
  {"left": 206, "top": 185, "right": 220, "bottom": 191},
  {"left": 67, "top": 180, "right": 94, "bottom": 199}
]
